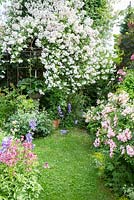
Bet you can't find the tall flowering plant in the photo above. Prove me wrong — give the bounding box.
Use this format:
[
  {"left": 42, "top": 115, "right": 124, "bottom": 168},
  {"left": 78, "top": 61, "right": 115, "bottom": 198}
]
[
  {"left": 84, "top": 90, "right": 134, "bottom": 194},
  {"left": 57, "top": 103, "right": 72, "bottom": 128},
  {"left": 84, "top": 90, "right": 134, "bottom": 159},
  {"left": 0, "top": 134, "right": 42, "bottom": 199},
  {"left": 0, "top": 0, "right": 115, "bottom": 92}
]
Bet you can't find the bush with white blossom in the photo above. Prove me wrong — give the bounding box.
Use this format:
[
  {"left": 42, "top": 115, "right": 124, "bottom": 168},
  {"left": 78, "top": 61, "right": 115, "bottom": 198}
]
[{"left": 0, "top": 0, "right": 116, "bottom": 92}]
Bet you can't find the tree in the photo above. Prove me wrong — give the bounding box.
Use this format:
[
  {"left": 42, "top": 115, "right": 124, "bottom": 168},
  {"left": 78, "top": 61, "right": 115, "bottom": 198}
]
[
  {"left": 0, "top": 0, "right": 115, "bottom": 95},
  {"left": 117, "top": 5, "right": 134, "bottom": 68}
]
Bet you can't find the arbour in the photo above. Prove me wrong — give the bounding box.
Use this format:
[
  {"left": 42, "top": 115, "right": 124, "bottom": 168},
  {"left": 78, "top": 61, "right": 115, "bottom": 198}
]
[{"left": 0, "top": 47, "right": 44, "bottom": 87}]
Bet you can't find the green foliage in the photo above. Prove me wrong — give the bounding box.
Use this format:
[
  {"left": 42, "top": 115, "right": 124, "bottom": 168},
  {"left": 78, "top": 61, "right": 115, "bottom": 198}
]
[
  {"left": 0, "top": 166, "right": 42, "bottom": 200},
  {"left": 0, "top": 138, "right": 42, "bottom": 200},
  {"left": 113, "top": 35, "right": 124, "bottom": 66},
  {"left": 0, "top": 88, "right": 19, "bottom": 127},
  {"left": 123, "top": 185, "right": 134, "bottom": 200},
  {"left": 17, "top": 78, "right": 45, "bottom": 97},
  {"left": 120, "top": 5, "right": 134, "bottom": 34},
  {"left": 104, "top": 155, "right": 134, "bottom": 195},
  {"left": 60, "top": 93, "right": 85, "bottom": 128},
  {"left": 35, "top": 110, "right": 53, "bottom": 137},
  {"left": 16, "top": 95, "right": 38, "bottom": 111},
  {"left": 4, "top": 109, "right": 53, "bottom": 138},
  {"left": 82, "top": 76, "right": 116, "bottom": 107},
  {"left": 118, "top": 70, "right": 134, "bottom": 98},
  {"left": 117, "top": 6, "right": 134, "bottom": 68},
  {"left": 83, "top": 0, "right": 110, "bottom": 25},
  {"left": 83, "top": 0, "right": 113, "bottom": 35},
  {"left": 40, "top": 91, "right": 85, "bottom": 128},
  {"left": 119, "top": 32, "right": 134, "bottom": 68},
  {"left": 40, "top": 89, "right": 68, "bottom": 119}
]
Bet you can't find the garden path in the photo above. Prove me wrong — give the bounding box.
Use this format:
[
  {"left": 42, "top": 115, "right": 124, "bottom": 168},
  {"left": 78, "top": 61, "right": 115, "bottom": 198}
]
[{"left": 35, "top": 128, "right": 116, "bottom": 200}]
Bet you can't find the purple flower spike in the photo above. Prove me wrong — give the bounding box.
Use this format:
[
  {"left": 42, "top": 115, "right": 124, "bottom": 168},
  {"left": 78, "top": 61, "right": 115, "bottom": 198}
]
[
  {"left": 58, "top": 105, "right": 64, "bottom": 117},
  {"left": 68, "top": 103, "right": 71, "bottom": 113},
  {"left": 26, "top": 132, "right": 33, "bottom": 143},
  {"left": 29, "top": 119, "right": 37, "bottom": 131},
  {"left": 0, "top": 137, "right": 12, "bottom": 153},
  {"left": 58, "top": 105, "right": 62, "bottom": 113},
  {"left": 2, "top": 137, "right": 11, "bottom": 147}
]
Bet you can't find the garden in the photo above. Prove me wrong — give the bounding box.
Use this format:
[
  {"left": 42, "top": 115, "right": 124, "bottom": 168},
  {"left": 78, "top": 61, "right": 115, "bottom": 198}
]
[{"left": 0, "top": 0, "right": 134, "bottom": 199}]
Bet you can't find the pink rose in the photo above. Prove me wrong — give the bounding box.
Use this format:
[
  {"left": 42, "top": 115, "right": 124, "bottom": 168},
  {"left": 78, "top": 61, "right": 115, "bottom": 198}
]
[{"left": 130, "top": 54, "right": 134, "bottom": 61}]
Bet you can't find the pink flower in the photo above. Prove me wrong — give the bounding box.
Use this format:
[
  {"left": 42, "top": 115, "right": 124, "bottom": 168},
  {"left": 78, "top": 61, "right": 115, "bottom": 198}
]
[
  {"left": 120, "top": 145, "right": 125, "bottom": 155},
  {"left": 0, "top": 138, "right": 37, "bottom": 167},
  {"left": 118, "top": 77, "right": 123, "bottom": 82},
  {"left": 107, "top": 127, "right": 115, "bottom": 138},
  {"left": 101, "top": 120, "right": 110, "bottom": 130},
  {"left": 130, "top": 54, "right": 134, "bottom": 61},
  {"left": 117, "top": 129, "right": 132, "bottom": 142},
  {"left": 126, "top": 145, "right": 134, "bottom": 157},
  {"left": 113, "top": 115, "right": 118, "bottom": 127},
  {"left": 122, "top": 106, "right": 132, "bottom": 116},
  {"left": 105, "top": 139, "right": 116, "bottom": 158},
  {"left": 43, "top": 162, "right": 50, "bottom": 169},
  {"left": 93, "top": 138, "right": 100, "bottom": 147},
  {"left": 117, "top": 69, "right": 126, "bottom": 76},
  {"left": 118, "top": 92, "right": 129, "bottom": 104}
]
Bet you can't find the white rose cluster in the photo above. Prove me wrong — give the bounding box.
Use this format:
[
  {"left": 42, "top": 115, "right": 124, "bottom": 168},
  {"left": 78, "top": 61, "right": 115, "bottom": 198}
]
[{"left": 0, "top": 0, "right": 116, "bottom": 92}]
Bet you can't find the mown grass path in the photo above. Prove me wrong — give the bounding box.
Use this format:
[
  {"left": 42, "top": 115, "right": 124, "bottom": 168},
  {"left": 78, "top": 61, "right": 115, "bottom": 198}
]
[{"left": 35, "top": 128, "right": 116, "bottom": 200}]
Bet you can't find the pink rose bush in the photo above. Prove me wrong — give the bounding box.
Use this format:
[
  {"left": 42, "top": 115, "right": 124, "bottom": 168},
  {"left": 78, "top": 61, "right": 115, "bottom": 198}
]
[
  {"left": 84, "top": 90, "right": 134, "bottom": 159},
  {"left": 117, "top": 69, "right": 126, "bottom": 82},
  {"left": 84, "top": 90, "right": 134, "bottom": 194},
  {"left": 130, "top": 54, "right": 134, "bottom": 61}
]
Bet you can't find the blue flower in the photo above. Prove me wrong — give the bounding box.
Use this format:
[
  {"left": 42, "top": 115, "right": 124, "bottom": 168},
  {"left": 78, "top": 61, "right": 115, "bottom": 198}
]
[
  {"left": 29, "top": 119, "right": 37, "bottom": 131},
  {"left": 26, "top": 132, "right": 33, "bottom": 143},
  {"left": 68, "top": 103, "right": 71, "bottom": 113},
  {"left": 60, "top": 129, "right": 68, "bottom": 134},
  {"left": 0, "top": 137, "right": 12, "bottom": 153},
  {"left": 58, "top": 105, "right": 64, "bottom": 118}
]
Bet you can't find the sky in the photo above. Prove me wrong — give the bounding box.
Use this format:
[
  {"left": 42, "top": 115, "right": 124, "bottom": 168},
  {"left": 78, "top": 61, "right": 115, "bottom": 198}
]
[{"left": 113, "top": 0, "right": 134, "bottom": 33}]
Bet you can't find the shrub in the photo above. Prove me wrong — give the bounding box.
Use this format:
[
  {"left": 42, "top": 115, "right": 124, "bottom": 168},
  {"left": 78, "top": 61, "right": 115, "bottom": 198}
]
[
  {"left": 0, "top": 135, "right": 42, "bottom": 199},
  {"left": 84, "top": 90, "right": 134, "bottom": 195},
  {"left": 118, "top": 70, "right": 134, "bottom": 99},
  {"left": 4, "top": 109, "right": 53, "bottom": 138},
  {"left": 47, "top": 92, "right": 85, "bottom": 129},
  {"left": 0, "top": 88, "right": 18, "bottom": 127},
  {"left": 0, "top": 0, "right": 115, "bottom": 93}
]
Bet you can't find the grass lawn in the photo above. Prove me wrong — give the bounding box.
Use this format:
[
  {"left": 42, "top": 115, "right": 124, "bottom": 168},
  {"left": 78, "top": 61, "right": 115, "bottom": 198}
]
[{"left": 35, "top": 128, "right": 117, "bottom": 200}]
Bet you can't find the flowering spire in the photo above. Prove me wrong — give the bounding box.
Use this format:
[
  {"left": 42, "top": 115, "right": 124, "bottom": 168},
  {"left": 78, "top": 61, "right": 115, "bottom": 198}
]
[
  {"left": 68, "top": 103, "right": 71, "bottom": 113},
  {"left": 29, "top": 119, "right": 37, "bottom": 131}
]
